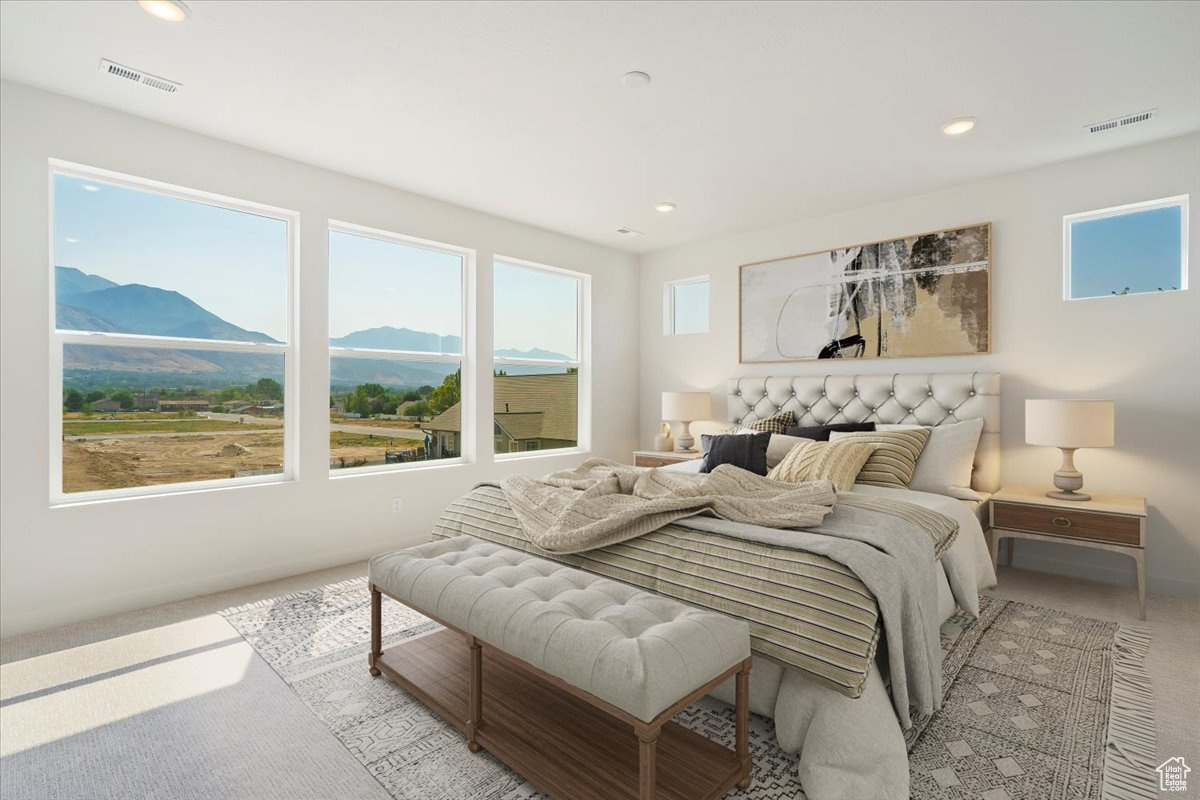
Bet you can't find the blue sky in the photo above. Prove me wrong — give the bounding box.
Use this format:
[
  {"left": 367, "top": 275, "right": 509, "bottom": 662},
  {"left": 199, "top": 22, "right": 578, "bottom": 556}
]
[
  {"left": 1071, "top": 205, "right": 1183, "bottom": 299},
  {"left": 55, "top": 174, "right": 578, "bottom": 353},
  {"left": 329, "top": 230, "right": 462, "bottom": 340},
  {"left": 54, "top": 173, "right": 289, "bottom": 340}
]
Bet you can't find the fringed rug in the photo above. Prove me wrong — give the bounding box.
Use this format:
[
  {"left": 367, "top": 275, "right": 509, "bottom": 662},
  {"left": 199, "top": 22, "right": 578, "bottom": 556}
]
[{"left": 221, "top": 580, "right": 1155, "bottom": 800}]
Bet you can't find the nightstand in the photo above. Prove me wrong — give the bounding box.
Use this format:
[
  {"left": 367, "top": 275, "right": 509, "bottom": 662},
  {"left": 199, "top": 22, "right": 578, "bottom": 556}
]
[
  {"left": 633, "top": 450, "right": 703, "bottom": 468},
  {"left": 989, "top": 486, "right": 1148, "bottom": 619}
]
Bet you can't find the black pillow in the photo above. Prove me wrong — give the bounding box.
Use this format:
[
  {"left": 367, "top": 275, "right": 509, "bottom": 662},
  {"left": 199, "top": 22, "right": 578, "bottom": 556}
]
[
  {"left": 784, "top": 422, "right": 876, "bottom": 441},
  {"left": 700, "top": 432, "right": 771, "bottom": 475}
]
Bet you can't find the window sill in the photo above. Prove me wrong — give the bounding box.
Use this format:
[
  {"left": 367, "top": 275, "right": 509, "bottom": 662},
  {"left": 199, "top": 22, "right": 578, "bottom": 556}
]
[
  {"left": 494, "top": 447, "right": 589, "bottom": 463},
  {"left": 329, "top": 457, "right": 467, "bottom": 479},
  {"left": 51, "top": 472, "right": 294, "bottom": 508}
]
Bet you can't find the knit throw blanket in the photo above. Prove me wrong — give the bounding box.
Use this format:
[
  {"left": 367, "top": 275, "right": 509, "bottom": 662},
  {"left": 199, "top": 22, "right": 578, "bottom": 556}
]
[{"left": 498, "top": 457, "right": 836, "bottom": 554}]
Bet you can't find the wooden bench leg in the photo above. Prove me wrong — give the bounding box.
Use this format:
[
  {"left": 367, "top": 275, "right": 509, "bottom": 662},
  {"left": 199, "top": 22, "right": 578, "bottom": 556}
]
[
  {"left": 467, "top": 637, "right": 483, "bottom": 752},
  {"left": 637, "top": 728, "right": 658, "bottom": 800},
  {"left": 368, "top": 584, "right": 382, "bottom": 677},
  {"left": 736, "top": 660, "right": 752, "bottom": 790}
]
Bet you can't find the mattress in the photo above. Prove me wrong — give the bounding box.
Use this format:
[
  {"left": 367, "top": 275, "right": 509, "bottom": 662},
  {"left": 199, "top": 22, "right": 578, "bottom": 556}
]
[{"left": 962, "top": 492, "right": 992, "bottom": 527}]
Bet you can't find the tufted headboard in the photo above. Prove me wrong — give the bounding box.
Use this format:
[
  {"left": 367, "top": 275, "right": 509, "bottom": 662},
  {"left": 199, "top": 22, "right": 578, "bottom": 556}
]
[{"left": 727, "top": 372, "right": 1001, "bottom": 493}]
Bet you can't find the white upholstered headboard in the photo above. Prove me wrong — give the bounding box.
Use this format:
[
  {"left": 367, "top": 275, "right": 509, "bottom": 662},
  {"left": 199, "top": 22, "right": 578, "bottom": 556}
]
[{"left": 727, "top": 372, "right": 1001, "bottom": 493}]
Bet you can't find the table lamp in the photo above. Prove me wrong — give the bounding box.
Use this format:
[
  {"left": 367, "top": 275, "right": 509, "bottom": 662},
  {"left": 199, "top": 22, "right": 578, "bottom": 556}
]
[
  {"left": 1025, "top": 399, "right": 1114, "bottom": 501},
  {"left": 661, "top": 392, "right": 711, "bottom": 453}
]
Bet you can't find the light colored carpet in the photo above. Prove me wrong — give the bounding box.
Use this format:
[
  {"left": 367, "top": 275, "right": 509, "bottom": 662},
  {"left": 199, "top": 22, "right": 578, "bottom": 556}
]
[
  {"left": 1, "top": 563, "right": 1194, "bottom": 800},
  {"left": 220, "top": 578, "right": 1155, "bottom": 800},
  {"left": 0, "top": 565, "right": 391, "bottom": 800}
]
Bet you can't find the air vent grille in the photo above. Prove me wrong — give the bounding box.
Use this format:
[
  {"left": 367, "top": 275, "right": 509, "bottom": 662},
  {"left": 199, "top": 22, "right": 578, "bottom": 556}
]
[
  {"left": 1085, "top": 108, "right": 1156, "bottom": 134},
  {"left": 98, "top": 59, "right": 181, "bottom": 94}
]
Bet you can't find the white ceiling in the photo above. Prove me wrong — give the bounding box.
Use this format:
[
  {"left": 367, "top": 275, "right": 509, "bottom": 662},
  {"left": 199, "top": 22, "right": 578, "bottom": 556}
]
[{"left": 2, "top": 0, "right": 1198, "bottom": 254}]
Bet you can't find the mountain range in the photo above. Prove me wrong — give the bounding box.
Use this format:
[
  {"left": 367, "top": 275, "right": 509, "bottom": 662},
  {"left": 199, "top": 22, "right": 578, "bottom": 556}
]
[{"left": 58, "top": 267, "right": 571, "bottom": 389}]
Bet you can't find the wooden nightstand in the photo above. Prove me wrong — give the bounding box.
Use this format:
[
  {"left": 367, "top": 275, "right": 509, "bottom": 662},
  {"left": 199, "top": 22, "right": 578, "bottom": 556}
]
[
  {"left": 989, "top": 486, "right": 1148, "bottom": 619},
  {"left": 633, "top": 450, "right": 703, "bottom": 468}
]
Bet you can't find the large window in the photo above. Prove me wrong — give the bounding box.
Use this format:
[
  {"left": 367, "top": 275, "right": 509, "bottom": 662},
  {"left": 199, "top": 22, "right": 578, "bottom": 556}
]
[
  {"left": 328, "top": 223, "right": 469, "bottom": 472},
  {"left": 51, "top": 164, "right": 295, "bottom": 502},
  {"left": 1064, "top": 196, "right": 1188, "bottom": 300},
  {"left": 492, "top": 258, "right": 586, "bottom": 457}
]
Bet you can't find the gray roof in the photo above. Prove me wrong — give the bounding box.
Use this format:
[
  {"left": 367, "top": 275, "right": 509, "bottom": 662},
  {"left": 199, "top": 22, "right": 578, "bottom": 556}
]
[{"left": 427, "top": 373, "right": 577, "bottom": 441}]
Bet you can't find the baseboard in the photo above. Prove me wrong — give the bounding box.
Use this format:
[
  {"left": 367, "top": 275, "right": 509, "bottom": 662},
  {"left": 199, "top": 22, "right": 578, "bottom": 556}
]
[
  {"left": 1010, "top": 548, "right": 1200, "bottom": 598},
  {"left": 0, "top": 531, "right": 428, "bottom": 639}
]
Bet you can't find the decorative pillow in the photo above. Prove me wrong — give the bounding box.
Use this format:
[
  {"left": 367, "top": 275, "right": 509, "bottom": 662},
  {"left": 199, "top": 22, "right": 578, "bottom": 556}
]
[
  {"left": 784, "top": 422, "right": 876, "bottom": 441},
  {"left": 744, "top": 410, "right": 797, "bottom": 435},
  {"left": 767, "top": 440, "right": 878, "bottom": 493},
  {"left": 734, "top": 429, "right": 811, "bottom": 469},
  {"left": 828, "top": 428, "right": 932, "bottom": 488},
  {"left": 878, "top": 419, "right": 984, "bottom": 500},
  {"left": 700, "top": 432, "right": 771, "bottom": 475}
]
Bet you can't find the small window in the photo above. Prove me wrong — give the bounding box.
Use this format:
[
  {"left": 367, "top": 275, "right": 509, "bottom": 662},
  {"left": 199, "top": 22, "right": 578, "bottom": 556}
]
[
  {"left": 1064, "top": 196, "right": 1188, "bottom": 300},
  {"left": 664, "top": 276, "right": 710, "bottom": 335}
]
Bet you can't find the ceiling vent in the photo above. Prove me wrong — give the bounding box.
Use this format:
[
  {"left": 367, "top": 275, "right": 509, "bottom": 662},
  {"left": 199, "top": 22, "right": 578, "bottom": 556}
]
[
  {"left": 1084, "top": 108, "right": 1156, "bottom": 135},
  {"left": 98, "top": 59, "right": 181, "bottom": 94}
]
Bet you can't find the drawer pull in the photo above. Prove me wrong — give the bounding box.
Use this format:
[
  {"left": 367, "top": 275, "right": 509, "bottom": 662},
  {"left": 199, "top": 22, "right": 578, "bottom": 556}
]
[{"left": 1051, "top": 516, "right": 1072, "bottom": 528}]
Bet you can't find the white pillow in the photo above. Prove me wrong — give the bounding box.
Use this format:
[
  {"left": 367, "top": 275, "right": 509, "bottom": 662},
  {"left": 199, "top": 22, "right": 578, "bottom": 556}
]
[
  {"left": 736, "top": 429, "right": 812, "bottom": 468},
  {"left": 877, "top": 419, "right": 984, "bottom": 500}
]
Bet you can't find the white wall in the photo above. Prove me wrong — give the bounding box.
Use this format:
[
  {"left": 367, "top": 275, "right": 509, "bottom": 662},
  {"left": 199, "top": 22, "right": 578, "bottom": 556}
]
[
  {"left": 639, "top": 134, "right": 1200, "bottom": 597},
  {"left": 0, "top": 81, "right": 639, "bottom": 637}
]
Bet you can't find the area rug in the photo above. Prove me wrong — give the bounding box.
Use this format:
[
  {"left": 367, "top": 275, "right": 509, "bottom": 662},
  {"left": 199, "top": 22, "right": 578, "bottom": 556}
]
[{"left": 221, "top": 579, "right": 1156, "bottom": 800}]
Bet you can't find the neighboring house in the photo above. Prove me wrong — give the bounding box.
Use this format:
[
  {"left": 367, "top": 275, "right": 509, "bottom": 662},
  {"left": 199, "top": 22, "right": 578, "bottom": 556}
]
[
  {"left": 90, "top": 399, "right": 121, "bottom": 412},
  {"left": 157, "top": 399, "right": 212, "bottom": 413},
  {"left": 425, "top": 373, "right": 577, "bottom": 458}
]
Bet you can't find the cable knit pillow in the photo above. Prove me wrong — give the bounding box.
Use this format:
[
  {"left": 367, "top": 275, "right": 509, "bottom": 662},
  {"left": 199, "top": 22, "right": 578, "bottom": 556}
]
[
  {"left": 743, "top": 410, "right": 796, "bottom": 435},
  {"left": 828, "top": 428, "right": 932, "bottom": 488},
  {"left": 767, "top": 439, "right": 878, "bottom": 492}
]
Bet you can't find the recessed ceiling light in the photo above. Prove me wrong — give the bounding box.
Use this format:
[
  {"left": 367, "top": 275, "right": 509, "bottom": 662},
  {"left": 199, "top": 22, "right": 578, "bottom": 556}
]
[
  {"left": 616, "top": 227, "right": 644, "bottom": 237},
  {"left": 81, "top": 183, "right": 101, "bottom": 192},
  {"left": 654, "top": 202, "right": 677, "bottom": 214},
  {"left": 138, "top": 0, "right": 190, "bottom": 23},
  {"left": 942, "top": 117, "right": 977, "bottom": 136},
  {"left": 622, "top": 71, "right": 651, "bottom": 88}
]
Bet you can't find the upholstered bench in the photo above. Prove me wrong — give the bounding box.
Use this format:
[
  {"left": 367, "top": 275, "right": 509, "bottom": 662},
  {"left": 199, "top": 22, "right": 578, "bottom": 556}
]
[{"left": 368, "top": 535, "right": 753, "bottom": 800}]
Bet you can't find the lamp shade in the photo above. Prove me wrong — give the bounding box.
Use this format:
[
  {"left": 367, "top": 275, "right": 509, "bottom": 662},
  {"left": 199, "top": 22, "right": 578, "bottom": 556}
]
[
  {"left": 1025, "top": 399, "right": 1114, "bottom": 448},
  {"left": 662, "top": 391, "right": 711, "bottom": 422}
]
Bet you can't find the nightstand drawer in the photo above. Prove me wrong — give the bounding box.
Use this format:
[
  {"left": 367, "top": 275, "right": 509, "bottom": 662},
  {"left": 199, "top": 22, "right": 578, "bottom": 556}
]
[
  {"left": 635, "top": 454, "right": 687, "bottom": 468},
  {"left": 992, "top": 502, "right": 1141, "bottom": 546}
]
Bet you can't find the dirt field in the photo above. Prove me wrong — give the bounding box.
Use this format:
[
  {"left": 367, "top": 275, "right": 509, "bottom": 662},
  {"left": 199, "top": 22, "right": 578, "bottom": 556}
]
[
  {"left": 61, "top": 430, "right": 429, "bottom": 492},
  {"left": 63, "top": 419, "right": 277, "bottom": 436}
]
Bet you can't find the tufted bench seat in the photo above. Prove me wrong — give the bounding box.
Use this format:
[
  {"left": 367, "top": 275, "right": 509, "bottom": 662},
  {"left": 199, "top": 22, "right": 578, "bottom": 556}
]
[{"left": 368, "top": 535, "right": 753, "bottom": 799}]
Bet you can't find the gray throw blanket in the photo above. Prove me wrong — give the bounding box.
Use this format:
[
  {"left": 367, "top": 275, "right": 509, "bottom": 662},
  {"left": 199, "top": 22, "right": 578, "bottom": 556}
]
[
  {"left": 499, "top": 457, "right": 836, "bottom": 554},
  {"left": 498, "top": 458, "right": 957, "bottom": 727}
]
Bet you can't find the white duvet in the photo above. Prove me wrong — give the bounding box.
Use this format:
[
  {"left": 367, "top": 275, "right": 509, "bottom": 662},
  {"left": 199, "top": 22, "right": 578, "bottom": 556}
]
[{"left": 663, "top": 459, "right": 997, "bottom": 800}]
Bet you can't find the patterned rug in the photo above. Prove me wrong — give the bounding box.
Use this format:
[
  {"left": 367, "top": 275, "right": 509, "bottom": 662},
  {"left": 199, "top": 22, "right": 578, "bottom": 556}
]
[{"left": 221, "top": 579, "right": 1156, "bottom": 800}]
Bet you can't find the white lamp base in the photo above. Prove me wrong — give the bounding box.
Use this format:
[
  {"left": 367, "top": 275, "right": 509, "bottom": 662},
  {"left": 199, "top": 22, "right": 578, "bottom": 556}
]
[
  {"left": 1047, "top": 447, "right": 1090, "bottom": 501},
  {"left": 674, "top": 420, "right": 697, "bottom": 453}
]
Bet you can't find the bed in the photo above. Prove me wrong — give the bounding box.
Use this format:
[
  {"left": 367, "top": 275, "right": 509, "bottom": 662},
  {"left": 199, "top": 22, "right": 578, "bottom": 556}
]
[{"left": 434, "top": 372, "right": 999, "bottom": 800}]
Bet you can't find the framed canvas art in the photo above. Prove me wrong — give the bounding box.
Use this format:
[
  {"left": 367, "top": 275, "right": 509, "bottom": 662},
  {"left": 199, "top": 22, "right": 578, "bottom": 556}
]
[{"left": 739, "top": 223, "right": 990, "bottom": 362}]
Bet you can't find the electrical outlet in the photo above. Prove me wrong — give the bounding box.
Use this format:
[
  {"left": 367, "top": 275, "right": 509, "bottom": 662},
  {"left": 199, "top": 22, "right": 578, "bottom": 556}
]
[{"left": 391, "top": 498, "right": 403, "bottom": 513}]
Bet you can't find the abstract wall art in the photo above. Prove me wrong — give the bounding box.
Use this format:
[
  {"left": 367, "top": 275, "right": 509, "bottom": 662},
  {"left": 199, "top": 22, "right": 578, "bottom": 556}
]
[{"left": 739, "top": 223, "right": 990, "bottom": 362}]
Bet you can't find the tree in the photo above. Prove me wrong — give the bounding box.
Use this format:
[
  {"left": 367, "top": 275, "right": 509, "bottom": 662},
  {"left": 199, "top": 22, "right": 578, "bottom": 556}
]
[
  {"left": 253, "top": 377, "right": 284, "bottom": 402},
  {"left": 401, "top": 390, "right": 421, "bottom": 403},
  {"left": 85, "top": 390, "right": 106, "bottom": 403},
  {"left": 64, "top": 388, "right": 84, "bottom": 412},
  {"left": 428, "top": 370, "right": 460, "bottom": 415},
  {"left": 407, "top": 400, "right": 432, "bottom": 419},
  {"left": 345, "top": 383, "right": 394, "bottom": 417},
  {"left": 110, "top": 389, "right": 136, "bottom": 410},
  {"left": 417, "top": 385, "right": 434, "bottom": 398}
]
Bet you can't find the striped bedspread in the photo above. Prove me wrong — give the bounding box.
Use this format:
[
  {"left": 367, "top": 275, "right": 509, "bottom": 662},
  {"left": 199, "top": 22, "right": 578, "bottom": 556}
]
[{"left": 433, "top": 484, "right": 883, "bottom": 698}]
